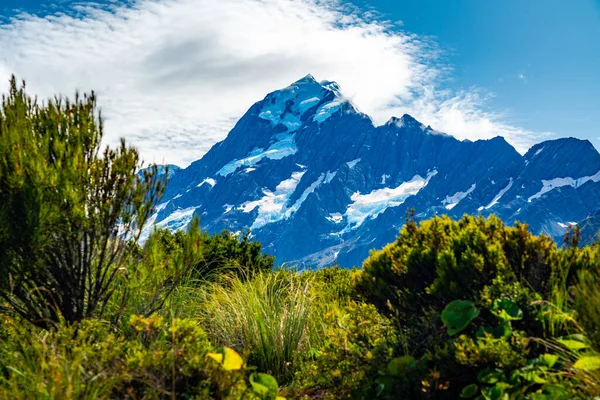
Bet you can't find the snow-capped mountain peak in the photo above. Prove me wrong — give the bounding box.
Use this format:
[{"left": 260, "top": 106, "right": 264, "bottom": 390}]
[{"left": 150, "top": 76, "right": 600, "bottom": 268}]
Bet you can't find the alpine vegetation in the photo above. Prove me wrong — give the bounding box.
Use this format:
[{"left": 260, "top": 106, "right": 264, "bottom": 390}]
[{"left": 1, "top": 78, "right": 600, "bottom": 400}]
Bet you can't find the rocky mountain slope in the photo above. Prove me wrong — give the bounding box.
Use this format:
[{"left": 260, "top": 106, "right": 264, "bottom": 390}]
[{"left": 145, "top": 75, "right": 600, "bottom": 267}]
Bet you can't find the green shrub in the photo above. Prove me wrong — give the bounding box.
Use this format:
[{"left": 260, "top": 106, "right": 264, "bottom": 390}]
[
  {"left": 106, "top": 218, "right": 205, "bottom": 326},
  {"left": 357, "top": 215, "right": 556, "bottom": 351},
  {"left": 0, "top": 313, "right": 285, "bottom": 399},
  {"left": 295, "top": 301, "right": 401, "bottom": 399},
  {"left": 0, "top": 77, "right": 165, "bottom": 329},
  {"left": 195, "top": 229, "right": 275, "bottom": 281}
]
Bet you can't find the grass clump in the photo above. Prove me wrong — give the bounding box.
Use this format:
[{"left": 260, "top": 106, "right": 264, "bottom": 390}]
[{"left": 199, "top": 270, "right": 315, "bottom": 383}]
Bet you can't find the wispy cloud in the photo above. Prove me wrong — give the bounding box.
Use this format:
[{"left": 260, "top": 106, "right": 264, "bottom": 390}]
[
  {"left": 0, "top": 0, "right": 546, "bottom": 166},
  {"left": 518, "top": 73, "right": 528, "bottom": 83}
]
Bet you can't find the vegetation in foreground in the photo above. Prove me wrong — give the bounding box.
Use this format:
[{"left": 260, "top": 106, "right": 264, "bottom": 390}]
[{"left": 1, "top": 78, "right": 600, "bottom": 399}]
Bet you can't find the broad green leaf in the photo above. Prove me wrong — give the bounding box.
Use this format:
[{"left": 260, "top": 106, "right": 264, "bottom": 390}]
[
  {"left": 208, "top": 347, "right": 245, "bottom": 370},
  {"left": 491, "top": 299, "right": 523, "bottom": 321},
  {"left": 441, "top": 300, "right": 480, "bottom": 336},
  {"left": 460, "top": 383, "right": 479, "bottom": 398},
  {"left": 574, "top": 356, "right": 600, "bottom": 371},
  {"left": 387, "top": 355, "right": 416, "bottom": 377},
  {"left": 540, "top": 353, "right": 559, "bottom": 368},
  {"left": 250, "top": 373, "right": 279, "bottom": 397},
  {"left": 556, "top": 339, "right": 587, "bottom": 351},
  {"left": 481, "top": 385, "right": 507, "bottom": 400}
]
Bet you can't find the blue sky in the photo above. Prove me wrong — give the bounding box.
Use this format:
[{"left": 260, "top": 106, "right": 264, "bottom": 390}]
[
  {"left": 357, "top": 0, "right": 600, "bottom": 142},
  {"left": 0, "top": 0, "right": 598, "bottom": 165}
]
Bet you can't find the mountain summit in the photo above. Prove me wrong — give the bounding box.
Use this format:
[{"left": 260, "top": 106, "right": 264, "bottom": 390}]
[{"left": 148, "top": 77, "right": 600, "bottom": 267}]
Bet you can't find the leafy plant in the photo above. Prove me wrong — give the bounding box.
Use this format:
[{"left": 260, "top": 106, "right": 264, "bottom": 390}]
[
  {"left": 441, "top": 300, "right": 480, "bottom": 335},
  {"left": 0, "top": 77, "right": 165, "bottom": 329}
]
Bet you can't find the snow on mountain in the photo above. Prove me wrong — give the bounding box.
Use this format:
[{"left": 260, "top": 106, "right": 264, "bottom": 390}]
[{"left": 146, "top": 76, "right": 600, "bottom": 268}]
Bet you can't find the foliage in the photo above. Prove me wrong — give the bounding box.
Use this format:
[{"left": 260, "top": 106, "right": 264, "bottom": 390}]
[
  {"left": 0, "top": 313, "right": 288, "bottom": 399},
  {"left": 0, "top": 77, "right": 165, "bottom": 329},
  {"left": 1, "top": 77, "right": 600, "bottom": 398},
  {"left": 106, "top": 218, "right": 204, "bottom": 326},
  {"left": 198, "top": 270, "right": 315, "bottom": 383},
  {"left": 195, "top": 229, "right": 275, "bottom": 281},
  {"left": 295, "top": 301, "right": 401, "bottom": 399}
]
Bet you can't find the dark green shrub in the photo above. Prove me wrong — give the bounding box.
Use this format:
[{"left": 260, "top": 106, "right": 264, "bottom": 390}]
[
  {"left": 356, "top": 215, "right": 556, "bottom": 350},
  {"left": 0, "top": 77, "right": 165, "bottom": 329},
  {"left": 195, "top": 229, "right": 275, "bottom": 280}
]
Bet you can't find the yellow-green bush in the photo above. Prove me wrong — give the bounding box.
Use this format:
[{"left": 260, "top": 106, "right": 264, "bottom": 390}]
[
  {"left": 294, "top": 301, "right": 400, "bottom": 399},
  {"left": 0, "top": 314, "right": 277, "bottom": 399}
]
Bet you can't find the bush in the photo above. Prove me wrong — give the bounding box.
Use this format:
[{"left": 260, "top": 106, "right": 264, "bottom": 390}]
[
  {"left": 0, "top": 313, "right": 286, "bottom": 399},
  {"left": 0, "top": 77, "right": 164, "bottom": 329},
  {"left": 196, "top": 229, "right": 275, "bottom": 281},
  {"left": 295, "top": 301, "right": 401, "bottom": 399},
  {"left": 356, "top": 215, "right": 556, "bottom": 350},
  {"left": 106, "top": 218, "right": 205, "bottom": 327}
]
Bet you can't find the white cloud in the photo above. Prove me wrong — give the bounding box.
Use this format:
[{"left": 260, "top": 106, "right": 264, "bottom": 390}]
[
  {"left": 518, "top": 73, "right": 528, "bottom": 83},
  {"left": 0, "top": 0, "right": 546, "bottom": 166}
]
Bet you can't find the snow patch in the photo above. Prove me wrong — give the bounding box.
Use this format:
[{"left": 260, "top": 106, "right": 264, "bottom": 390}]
[
  {"left": 141, "top": 207, "right": 196, "bottom": 241},
  {"left": 217, "top": 133, "right": 297, "bottom": 176},
  {"left": 155, "top": 201, "right": 170, "bottom": 212},
  {"left": 197, "top": 178, "right": 216, "bottom": 188},
  {"left": 346, "top": 158, "right": 361, "bottom": 169},
  {"left": 239, "top": 170, "right": 327, "bottom": 230},
  {"left": 381, "top": 174, "right": 391, "bottom": 184},
  {"left": 443, "top": 184, "right": 476, "bottom": 210},
  {"left": 485, "top": 178, "right": 513, "bottom": 209},
  {"left": 326, "top": 213, "right": 343, "bottom": 224},
  {"left": 534, "top": 147, "right": 544, "bottom": 157},
  {"left": 528, "top": 170, "right": 600, "bottom": 202},
  {"left": 342, "top": 170, "right": 438, "bottom": 231},
  {"left": 557, "top": 222, "right": 577, "bottom": 229},
  {"left": 324, "top": 170, "right": 337, "bottom": 184},
  {"left": 314, "top": 99, "right": 344, "bottom": 123}
]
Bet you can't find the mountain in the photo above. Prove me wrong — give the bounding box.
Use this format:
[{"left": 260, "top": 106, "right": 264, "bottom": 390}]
[
  {"left": 145, "top": 75, "right": 600, "bottom": 267},
  {"left": 139, "top": 164, "right": 181, "bottom": 179}
]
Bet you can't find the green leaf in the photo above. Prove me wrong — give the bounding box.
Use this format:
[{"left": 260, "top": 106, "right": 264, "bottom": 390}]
[
  {"left": 208, "top": 347, "right": 245, "bottom": 370},
  {"left": 478, "top": 368, "right": 504, "bottom": 384},
  {"left": 491, "top": 299, "right": 523, "bottom": 321},
  {"left": 481, "top": 385, "right": 507, "bottom": 400},
  {"left": 556, "top": 338, "right": 588, "bottom": 351},
  {"left": 574, "top": 356, "right": 600, "bottom": 371},
  {"left": 477, "top": 321, "right": 512, "bottom": 339},
  {"left": 460, "top": 383, "right": 479, "bottom": 398},
  {"left": 520, "top": 370, "right": 547, "bottom": 384},
  {"left": 540, "top": 353, "right": 559, "bottom": 368},
  {"left": 387, "top": 355, "right": 416, "bottom": 377},
  {"left": 250, "top": 373, "right": 279, "bottom": 398},
  {"left": 441, "top": 300, "right": 480, "bottom": 336}
]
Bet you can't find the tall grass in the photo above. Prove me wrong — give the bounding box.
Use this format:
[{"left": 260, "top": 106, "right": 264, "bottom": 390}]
[{"left": 198, "top": 270, "right": 316, "bottom": 382}]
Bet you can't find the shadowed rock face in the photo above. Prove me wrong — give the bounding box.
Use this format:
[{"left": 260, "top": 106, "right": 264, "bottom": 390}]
[{"left": 148, "top": 76, "right": 600, "bottom": 268}]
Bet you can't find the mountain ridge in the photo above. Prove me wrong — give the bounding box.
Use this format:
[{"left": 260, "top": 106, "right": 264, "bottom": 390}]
[{"left": 145, "top": 76, "right": 600, "bottom": 267}]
